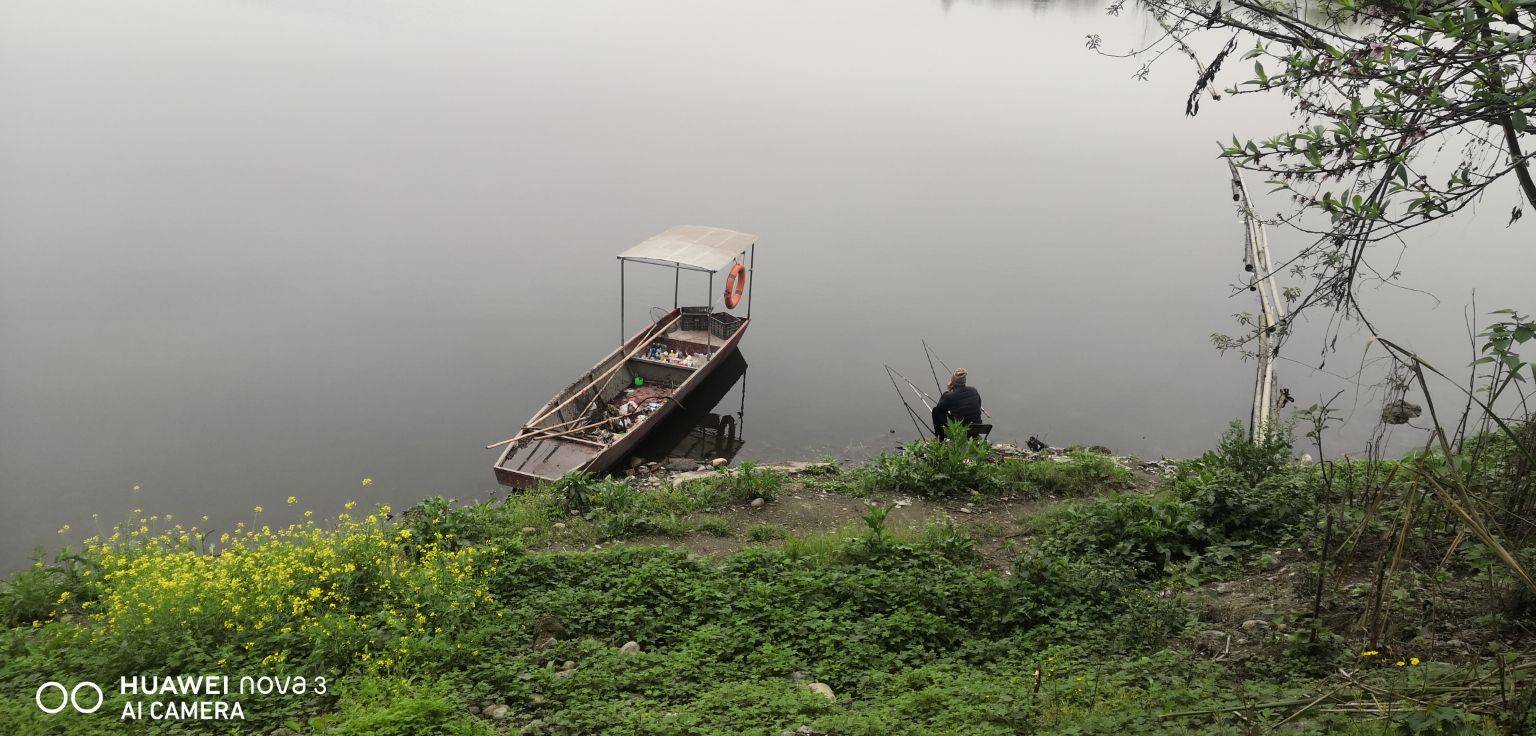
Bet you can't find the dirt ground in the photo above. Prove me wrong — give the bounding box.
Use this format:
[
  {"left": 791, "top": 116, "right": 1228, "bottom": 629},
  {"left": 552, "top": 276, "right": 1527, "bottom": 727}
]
[
  {"left": 629, "top": 487, "right": 1041, "bottom": 570},
  {"left": 627, "top": 460, "right": 1168, "bottom": 571}
]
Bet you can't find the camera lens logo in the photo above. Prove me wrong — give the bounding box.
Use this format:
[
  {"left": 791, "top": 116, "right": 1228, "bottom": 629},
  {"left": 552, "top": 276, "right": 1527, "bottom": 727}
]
[{"left": 35, "top": 681, "right": 104, "bottom": 714}]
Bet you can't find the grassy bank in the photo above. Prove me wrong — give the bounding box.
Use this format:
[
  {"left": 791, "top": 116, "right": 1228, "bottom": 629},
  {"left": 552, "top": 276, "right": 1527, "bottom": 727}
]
[{"left": 2, "top": 422, "right": 1533, "bottom": 734}]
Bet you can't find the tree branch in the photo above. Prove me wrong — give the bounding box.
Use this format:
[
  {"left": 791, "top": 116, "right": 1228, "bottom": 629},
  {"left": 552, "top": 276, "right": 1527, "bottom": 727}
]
[{"left": 1500, "top": 116, "right": 1536, "bottom": 211}]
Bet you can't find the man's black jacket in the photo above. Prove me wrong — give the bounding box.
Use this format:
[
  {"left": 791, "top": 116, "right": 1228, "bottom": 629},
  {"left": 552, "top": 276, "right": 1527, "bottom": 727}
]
[{"left": 932, "top": 385, "right": 983, "bottom": 427}]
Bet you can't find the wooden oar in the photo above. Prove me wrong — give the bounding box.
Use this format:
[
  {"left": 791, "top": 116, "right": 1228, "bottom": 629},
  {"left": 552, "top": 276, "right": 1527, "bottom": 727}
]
[
  {"left": 486, "top": 313, "right": 680, "bottom": 449},
  {"left": 530, "top": 312, "right": 679, "bottom": 426},
  {"left": 509, "top": 407, "right": 647, "bottom": 445},
  {"left": 486, "top": 409, "right": 602, "bottom": 449}
]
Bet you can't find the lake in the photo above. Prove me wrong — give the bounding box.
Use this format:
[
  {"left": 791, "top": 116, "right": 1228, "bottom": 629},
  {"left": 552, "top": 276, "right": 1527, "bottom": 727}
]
[{"left": 1, "top": 0, "right": 1530, "bottom": 570}]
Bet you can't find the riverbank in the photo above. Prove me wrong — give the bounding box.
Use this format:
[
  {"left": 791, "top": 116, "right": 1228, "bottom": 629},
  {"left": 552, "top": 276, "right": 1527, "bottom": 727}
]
[{"left": 2, "top": 423, "right": 1533, "bottom": 734}]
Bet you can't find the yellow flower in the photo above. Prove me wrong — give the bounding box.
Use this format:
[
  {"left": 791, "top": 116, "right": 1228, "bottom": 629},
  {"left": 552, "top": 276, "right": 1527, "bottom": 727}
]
[
  {"left": 344, "top": 501, "right": 357, "bottom": 510},
  {"left": 253, "top": 506, "right": 264, "bottom": 514},
  {"left": 398, "top": 529, "right": 412, "bottom": 539},
  {"left": 1360, "top": 650, "right": 1379, "bottom": 657},
  {"left": 132, "top": 484, "right": 141, "bottom": 492},
  {"left": 287, "top": 496, "right": 298, "bottom": 505},
  {"left": 361, "top": 477, "right": 374, "bottom": 487},
  {"left": 58, "top": 525, "right": 70, "bottom": 534},
  {"left": 1395, "top": 661, "right": 1405, "bottom": 667},
  {"left": 1410, "top": 657, "right": 1420, "bottom": 666}
]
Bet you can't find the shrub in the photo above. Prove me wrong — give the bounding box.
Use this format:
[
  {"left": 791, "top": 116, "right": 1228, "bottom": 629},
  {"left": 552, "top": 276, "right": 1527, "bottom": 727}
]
[
  {"left": 845, "top": 505, "right": 896, "bottom": 561},
  {"left": 1211, "top": 420, "right": 1294, "bottom": 485},
  {"left": 863, "top": 421, "right": 997, "bottom": 499},
  {"left": 551, "top": 471, "right": 607, "bottom": 514},
  {"left": 1166, "top": 422, "right": 1316, "bottom": 544},
  {"left": 17, "top": 503, "right": 505, "bottom": 680},
  {"left": 0, "top": 550, "right": 97, "bottom": 627},
  {"left": 1008, "top": 548, "right": 1138, "bottom": 624},
  {"left": 1032, "top": 493, "right": 1212, "bottom": 575},
  {"left": 399, "top": 494, "right": 571, "bottom": 552},
  {"left": 1170, "top": 463, "right": 1317, "bottom": 544}
]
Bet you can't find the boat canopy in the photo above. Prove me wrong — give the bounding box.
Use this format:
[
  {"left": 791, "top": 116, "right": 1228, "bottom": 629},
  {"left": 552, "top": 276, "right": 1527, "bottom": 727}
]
[{"left": 617, "top": 225, "right": 756, "bottom": 273}]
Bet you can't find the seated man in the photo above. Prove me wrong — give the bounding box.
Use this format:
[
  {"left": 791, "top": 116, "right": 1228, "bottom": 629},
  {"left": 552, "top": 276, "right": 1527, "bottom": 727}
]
[{"left": 931, "top": 368, "right": 983, "bottom": 437}]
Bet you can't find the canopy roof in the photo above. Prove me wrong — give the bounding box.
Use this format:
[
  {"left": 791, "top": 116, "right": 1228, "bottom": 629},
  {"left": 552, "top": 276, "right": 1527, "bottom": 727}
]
[{"left": 617, "top": 226, "right": 756, "bottom": 273}]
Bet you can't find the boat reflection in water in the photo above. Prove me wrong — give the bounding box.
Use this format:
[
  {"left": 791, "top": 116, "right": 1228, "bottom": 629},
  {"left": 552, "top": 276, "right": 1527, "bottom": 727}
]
[{"left": 624, "top": 350, "right": 748, "bottom": 470}]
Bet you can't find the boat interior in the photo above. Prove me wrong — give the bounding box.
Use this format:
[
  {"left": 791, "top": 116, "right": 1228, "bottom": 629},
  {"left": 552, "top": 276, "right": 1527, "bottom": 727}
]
[
  {"left": 493, "top": 308, "right": 746, "bottom": 484},
  {"left": 652, "top": 307, "right": 746, "bottom": 354}
]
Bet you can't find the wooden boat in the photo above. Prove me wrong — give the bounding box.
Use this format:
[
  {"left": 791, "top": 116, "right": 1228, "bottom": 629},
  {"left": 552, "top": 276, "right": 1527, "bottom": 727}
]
[{"left": 490, "top": 226, "right": 757, "bottom": 489}]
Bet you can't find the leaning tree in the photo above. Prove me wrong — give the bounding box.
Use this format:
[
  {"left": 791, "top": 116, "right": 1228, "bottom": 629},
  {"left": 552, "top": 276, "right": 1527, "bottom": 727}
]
[{"left": 1092, "top": 0, "right": 1534, "bottom": 355}]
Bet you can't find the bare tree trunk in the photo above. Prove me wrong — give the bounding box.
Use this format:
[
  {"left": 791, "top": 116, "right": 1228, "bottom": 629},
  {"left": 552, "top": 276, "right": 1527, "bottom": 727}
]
[{"left": 1231, "top": 163, "right": 1284, "bottom": 440}]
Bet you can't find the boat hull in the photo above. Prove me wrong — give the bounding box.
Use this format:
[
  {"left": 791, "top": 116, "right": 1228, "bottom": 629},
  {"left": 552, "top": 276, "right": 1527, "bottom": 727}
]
[{"left": 493, "top": 310, "right": 749, "bottom": 489}]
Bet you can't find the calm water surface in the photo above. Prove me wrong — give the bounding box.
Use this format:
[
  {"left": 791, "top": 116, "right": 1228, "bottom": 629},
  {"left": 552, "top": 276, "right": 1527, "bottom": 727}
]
[{"left": 1, "top": 0, "right": 1530, "bottom": 569}]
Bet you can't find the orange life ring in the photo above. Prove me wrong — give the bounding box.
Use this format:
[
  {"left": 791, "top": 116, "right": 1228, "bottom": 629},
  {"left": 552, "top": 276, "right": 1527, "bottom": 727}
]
[{"left": 722, "top": 263, "right": 747, "bottom": 309}]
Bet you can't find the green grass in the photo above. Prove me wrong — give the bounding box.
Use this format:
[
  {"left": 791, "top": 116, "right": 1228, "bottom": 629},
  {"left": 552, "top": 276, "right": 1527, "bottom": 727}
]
[
  {"left": 695, "top": 516, "right": 734, "bottom": 537},
  {"left": 700, "top": 462, "right": 785, "bottom": 502},
  {"left": 852, "top": 422, "right": 1134, "bottom": 501},
  {"left": 3, "top": 425, "right": 1531, "bottom": 734},
  {"left": 4, "top": 511, "right": 1498, "bottom": 735},
  {"left": 780, "top": 527, "right": 859, "bottom": 564},
  {"left": 746, "top": 523, "right": 787, "bottom": 542},
  {"left": 995, "top": 450, "right": 1133, "bottom": 497},
  {"left": 312, "top": 678, "right": 495, "bottom": 736},
  {"left": 393, "top": 466, "right": 795, "bottom": 550}
]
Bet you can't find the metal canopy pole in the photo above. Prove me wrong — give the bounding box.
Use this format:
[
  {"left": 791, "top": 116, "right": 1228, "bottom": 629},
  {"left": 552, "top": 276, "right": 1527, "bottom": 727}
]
[
  {"left": 619, "top": 259, "right": 626, "bottom": 346},
  {"left": 707, "top": 271, "right": 714, "bottom": 352},
  {"left": 745, "top": 243, "right": 755, "bottom": 320},
  {"left": 673, "top": 264, "right": 679, "bottom": 308}
]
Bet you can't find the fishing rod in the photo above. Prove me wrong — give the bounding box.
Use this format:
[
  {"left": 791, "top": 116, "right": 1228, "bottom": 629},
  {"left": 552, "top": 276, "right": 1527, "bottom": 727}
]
[
  {"left": 888, "top": 364, "right": 936, "bottom": 409},
  {"left": 884, "top": 364, "right": 930, "bottom": 438},
  {"left": 922, "top": 339, "right": 991, "bottom": 419},
  {"left": 922, "top": 339, "right": 944, "bottom": 396}
]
